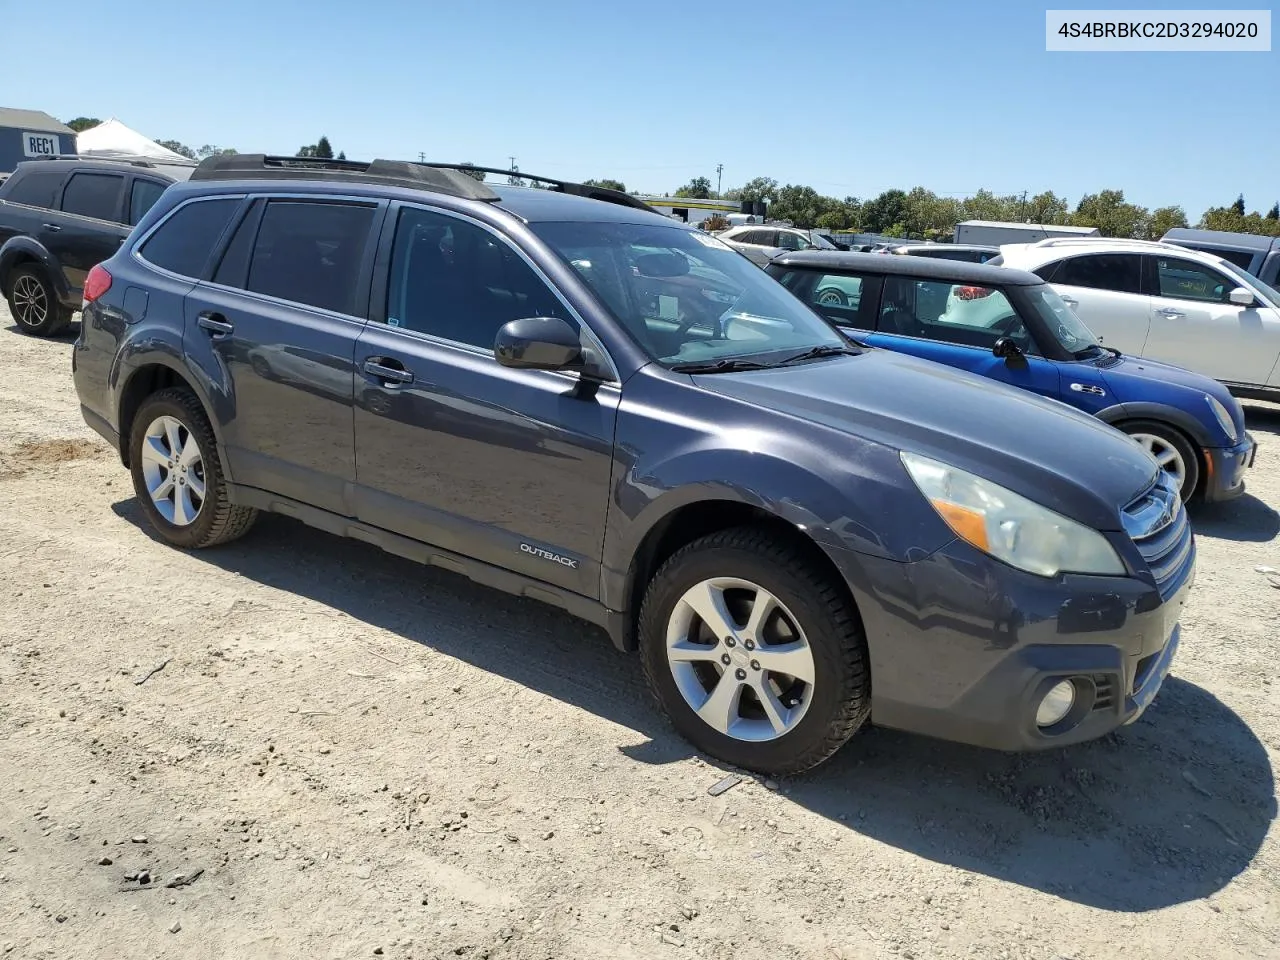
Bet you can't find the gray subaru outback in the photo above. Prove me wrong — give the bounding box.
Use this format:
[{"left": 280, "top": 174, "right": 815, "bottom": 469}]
[{"left": 71, "top": 155, "right": 1193, "bottom": 775}]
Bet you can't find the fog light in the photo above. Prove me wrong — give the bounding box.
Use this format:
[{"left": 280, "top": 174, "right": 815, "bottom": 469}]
[{"left": 1036, "top": 680, "right": 1076, "bottom": 728}]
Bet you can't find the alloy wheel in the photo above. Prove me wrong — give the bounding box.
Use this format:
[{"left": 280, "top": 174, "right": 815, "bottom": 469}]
[
  {"left": 665, "top": 577, "right": 816, "bottom": 742},
  {"left": 139, "top": 415, "right": 206, "bottom": 526},
  {"left": 11, "top": 275, "right": 48, "bottom": 328},
  {"left": 1131, "top": 432, "right": 1187, "bottom": 492}
]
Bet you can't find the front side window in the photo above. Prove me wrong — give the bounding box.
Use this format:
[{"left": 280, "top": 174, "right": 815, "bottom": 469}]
[
  {"left": 129, "top": 179, "right": 168, "bottom": 226},
  {"left": 4, "top": 169, "right": 64, "bottom": 208},
  {"left": 246, "top": 200, "right": 376, "bottom": 315},
  {"left": 138, "top": 198, "right": 241, "bottom": 278},
  {"left": 385, "top": 207, "right": 565, "bottom": 350},
  {"left": 61, "top": 173, "right": 125, "bottom": 222},
  {"left": 534, "top": 221, "right": 846, "bottom": 367},
  {"left": 879, "top": 276, "right": 1037, "bottom": 353},
  {"left": 1154, "top": 256, "right": 1234, "bottom": 304},
  {"left": 1051, "top": 254, "right": 1143, "bottom": 294}
]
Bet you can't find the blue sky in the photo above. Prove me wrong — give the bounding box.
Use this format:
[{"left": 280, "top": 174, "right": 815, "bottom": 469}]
[{"left": 3, "top": 0, "right": 1276, "bottom": 217}]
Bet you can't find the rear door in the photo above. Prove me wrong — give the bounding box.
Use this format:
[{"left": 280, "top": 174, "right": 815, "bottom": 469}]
[
  {"left": 179, "top": 195, "right": 383, "bottom": 515},
  {"left": 50, "top": 170, "right": 130, "bottom": 294},
  {"left": 1144, "top": 252, "right": 1280, "bottom": 386},
  {"left": 867, "top": 276, "right": 1061, "bottom": 398},
  {"left": 351, "top": 202, "right": 619, "bottom": 597},
  {"left": 1038, "top": 253, "right": 1150, "bottom": 355}
]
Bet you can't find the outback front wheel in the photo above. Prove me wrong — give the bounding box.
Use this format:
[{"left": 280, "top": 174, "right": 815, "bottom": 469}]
[
  {"left": 639, "top": 527, "right": 870, "bottom": 776},
  {"left": 128, "top": 388, "right": 257, "bottom": 549}
]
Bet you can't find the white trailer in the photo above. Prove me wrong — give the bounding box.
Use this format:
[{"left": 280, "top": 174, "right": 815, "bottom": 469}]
[{"left": 954, "top": 220, "right": 1100, "bottom": 245}]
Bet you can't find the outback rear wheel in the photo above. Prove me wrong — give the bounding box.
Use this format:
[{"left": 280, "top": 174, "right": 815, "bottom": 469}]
[
  {"left": 7, "top": 265, "right": 71, "bottom": 337},
  {"left": 1120, "top": 420, "right": 1199, "bottom": 502},
  {"left": 639, "top": 527, "right": 870, "bottom": 776},
  {"left": 814, "top": 287, "right": 848, "bottom": 307},
  {"left": 128, "top": 388, "right": 257, "bottom": 549}
]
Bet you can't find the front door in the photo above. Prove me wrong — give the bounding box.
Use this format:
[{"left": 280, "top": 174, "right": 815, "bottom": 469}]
[
  {"left": 179, "top": 196, "right": 381, "bottom": 514},
  {"left": 48, "top": 170, "right": 130, "bottom": 296},
  {"left": 352, "top": 204, "right": 619, "bottom": 597},
  {"left": 865, "top": 276, "right": 1062, "bottom": 398},
  {"left": 1144, "top": 253, "right": 1280, "bottom": 386}
]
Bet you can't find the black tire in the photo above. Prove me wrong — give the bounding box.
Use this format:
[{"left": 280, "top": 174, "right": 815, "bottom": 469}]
[
  {"left": 128, "top": 388, "right": 258, "bottom": 549},
  {"left": 6, "top": 264, "right": 71, "bottom": 337},
  {"left": 638, "top": 527, "right": 871, "bottom": 776},
  {"left": 814, "top": 287, "right": 848, "bottom": 307},
  {"left": 1118, "top": 419, "right": 1200, "bottom": 502}
]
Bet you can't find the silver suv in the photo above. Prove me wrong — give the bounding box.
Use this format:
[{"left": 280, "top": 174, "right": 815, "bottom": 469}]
[{"left": 718, "top": 225, "right": 840, "bottom": 266}]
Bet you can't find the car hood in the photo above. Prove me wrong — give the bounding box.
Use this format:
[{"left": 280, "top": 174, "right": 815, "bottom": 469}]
[
  {"left": 694, "top": 350, "right": 1158, "bottom": 531},
  {"left": 1095, "top": 353, "right": 1245, "bottom": 438}
]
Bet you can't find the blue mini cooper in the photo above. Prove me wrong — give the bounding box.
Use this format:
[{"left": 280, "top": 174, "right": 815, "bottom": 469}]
[{"left": 767, "top": 251, "right": 1256, "bottom": 502}]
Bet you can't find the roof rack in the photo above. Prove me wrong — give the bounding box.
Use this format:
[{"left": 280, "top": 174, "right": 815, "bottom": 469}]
[
  {"left": 28, "top": 154, "right": 159, "bottom": 168},
  {"left": 1031, "top": 237, "right": 1174, "bottom": 250},
  {"left": 189, "top": 154, "right": 500, "bottom": 202},
  {"left": 417, "top": 163, "right": 658, "bottom": 213}
]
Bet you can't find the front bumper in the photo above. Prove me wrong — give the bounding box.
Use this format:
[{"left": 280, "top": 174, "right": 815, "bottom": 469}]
[
  {"left": 841, "top": 534, "right": 1194, "bottom": 752},
  {"left": 1201, "top": 432, "right": 1257, "bottom": 502}
]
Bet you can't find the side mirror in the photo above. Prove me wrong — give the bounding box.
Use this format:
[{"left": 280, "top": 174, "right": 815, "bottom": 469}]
[
  {"left": 992, "top": 336, "right": 1024, "bottom": 362},
  {"left": 1229, "top": 286, "right": 1256, "bottom": 307},
  {"left": 494, "top": 317, "right": 582, "bottom": 371}
]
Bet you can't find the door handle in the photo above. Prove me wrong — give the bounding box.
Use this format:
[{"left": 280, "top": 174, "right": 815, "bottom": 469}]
[
  {"left": 1156, "top": 307, "right": 1185, "bottom": 319},
  {"left": 362, "top": 357, "right": 414, "bottom": 385},
  {"left": 1059, "top": 295, "right": 1078, "bottom": 306},
  {"left": 197, "top": 312, "right": 234, "bottom": 337},
  {"left": 42, "top": 223, "right": 62, "bottom": 232}
]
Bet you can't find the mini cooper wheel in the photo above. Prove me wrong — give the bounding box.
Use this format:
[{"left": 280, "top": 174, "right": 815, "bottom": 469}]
[
  {"left": 639, "top": 527, "right": 870, "bottom": 776},
  {"left": 1121, "top": 420, "right": 1199, "bottom": 502},
  {"left": 7, "top": 265, "right": 70, "bottom": 337},
  {"left": 128, "top": 388, "right": 257, "bottom": 549}
]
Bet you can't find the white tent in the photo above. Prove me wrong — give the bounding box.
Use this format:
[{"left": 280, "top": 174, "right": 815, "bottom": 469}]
[{"left": 75, "top": 118, "right": 195, "bottom": 166}]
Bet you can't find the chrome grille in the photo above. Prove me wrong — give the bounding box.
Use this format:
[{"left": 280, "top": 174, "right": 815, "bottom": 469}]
[{"left": 1121, "top": 473, "right": 1194, "bottom": 597}]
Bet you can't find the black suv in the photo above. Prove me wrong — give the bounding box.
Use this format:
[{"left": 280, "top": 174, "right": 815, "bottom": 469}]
[
  {"left": 0, "top": 156, "right": 193, "bottom": 336},
  {"left": 72, "top": 154, "right": 1193, "bottom": 775}
]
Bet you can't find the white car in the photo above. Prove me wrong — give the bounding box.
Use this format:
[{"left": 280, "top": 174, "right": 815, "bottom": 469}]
[
  {"left": 995, "top": 238, "right": 1280, "bottom": 400},
  {"left": 717, "top": 225, "right": 839, "bottom": 267}
]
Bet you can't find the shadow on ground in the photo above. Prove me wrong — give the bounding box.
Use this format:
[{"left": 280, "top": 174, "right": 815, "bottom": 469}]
[{"left": 112, "top": 500, "right": 1275, "bottom": 914}]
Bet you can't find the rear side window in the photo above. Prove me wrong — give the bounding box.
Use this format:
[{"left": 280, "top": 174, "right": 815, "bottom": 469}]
[
  {"left": 1051, "top": 254, "right": 1143, "bottom": 294},
  {"left": 777, "top": 269, "right": 875, "bottom": 330},
  {"left": 61, "top": 173, "right": 125, "bottom": 222},
  {"left": 3, "top": 169, "right": 64, "bottom": 208},
  {"left": 129, "top": 179, "right": 168, "bottom": 226},
  {"left": 1196, "top": 247, "right": 1254, "bottom": 270},
  {"left": 245, "top": 201, "right": 375, "bottom": 315},
  {"left": 139, "top": 198, "right": 241, "bottom": 278}
]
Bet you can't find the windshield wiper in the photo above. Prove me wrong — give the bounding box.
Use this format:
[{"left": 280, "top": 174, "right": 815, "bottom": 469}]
[
  {"left": 777, "top": 344, "right": 859, "bottom": 365},
  {"left": 669, "top": 357, "right": 775, "bottom": 374}
]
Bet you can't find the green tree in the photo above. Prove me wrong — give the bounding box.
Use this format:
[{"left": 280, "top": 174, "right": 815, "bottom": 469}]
[
  {"left": 1026, "top": 190, "right": 1070, "bottom": 225},
  {"left": 196, "top": 145, "right": 236, "bottom": 160},
  {"left": 1231, "top": 194, "right": 1246, "bottom": 216},
  {"left": 337, "top": 151, "right": 346, "bottom": 161},
  {"left": 1146, "top": 205, "right": 1188, "bottom": 239},
  {"left": 1267, "top": 203, "right": 1279, "bottom": 220},
  {"left": 860, "top": 189, "right": 908, "bottom": 233},
  {"left": 724, "top": 176, "right": 779, "bottom": 204},
  {"left": 1071, "top": 189, "right": 1149, "bottom": 238},
  {"left": 459, "top": 162, "right": 487, "bottom": 182},
  {"left": 64, "top": 117, "right": 101, "bottom": 133},
  {"left": 674, "top": 176, "right": 712, "bottom": 199},
  {"left": 584, "top": 178, "right": 626, "bottom": 192},
  {"left": 315, "top": 136, "right": 334, "bottom": 160},
  {"left": 157, "top": 140, "right": 198, "bottom": 160}
]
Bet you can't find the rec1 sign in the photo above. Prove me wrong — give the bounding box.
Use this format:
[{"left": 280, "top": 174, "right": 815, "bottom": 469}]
[{"left": 22, "top": 132, "right": 62, "bottom": 157}]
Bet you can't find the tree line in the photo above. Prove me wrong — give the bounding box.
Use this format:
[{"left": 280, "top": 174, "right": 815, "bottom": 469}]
[{"left": 667, "top": 175, "right": 1280, "bottom": 239}]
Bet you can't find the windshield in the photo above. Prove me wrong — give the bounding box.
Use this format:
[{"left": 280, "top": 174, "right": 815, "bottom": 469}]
[
  {"left": 1219, "top": 259, "right": 1280, "bottom": 307},
  {"left": 533, "top": 221, "right": 846, "bottom": 367},
  {"left": 1026, "top": 284, "right": 1102, "bottom": 355}
]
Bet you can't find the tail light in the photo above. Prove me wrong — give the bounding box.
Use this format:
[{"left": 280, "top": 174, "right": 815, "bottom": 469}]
[
  {"left": 955, "top": 285, "right": 993, "bottom": 300},
  {"left": 83, "top": 264, "right": 112, "bottom": 303}
]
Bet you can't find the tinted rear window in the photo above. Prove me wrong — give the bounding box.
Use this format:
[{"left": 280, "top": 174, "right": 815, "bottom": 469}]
[
  {"left": 3, "top": 168, "right": 64, "bottom": 208},
  {"left": 245, "top": 200, "right": 375, "bottom": 315},
  {"left": 129, "top": 179, "right": 169, "bottom": 226},
  {"left": 139, "top": 198, "right": 242, "bottom": 278},
  {"left": 61, "top": 173, "right": 125, "bottom": 222},
  {"left": 1052, "top": 253, "right": 1143, "bottom": 294}
]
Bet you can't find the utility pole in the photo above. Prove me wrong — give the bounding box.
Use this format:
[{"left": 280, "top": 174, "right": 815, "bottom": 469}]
[
  {"left": 1020, "top": 190, "right": 1028, "bottom": 222},
  {"left": 715, "top": 163, "right": 723, "bottom": 198},
  {"left": 418, "top": 152, "right": 425, "bottom": 163}
]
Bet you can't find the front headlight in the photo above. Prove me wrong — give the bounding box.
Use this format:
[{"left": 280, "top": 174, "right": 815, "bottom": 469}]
[
  {"left": 900, "top": 452, "right": 1126, "bottom": 578},
  {"left": 1205, "top": 394, "right": 1238, "bottom": 443}
]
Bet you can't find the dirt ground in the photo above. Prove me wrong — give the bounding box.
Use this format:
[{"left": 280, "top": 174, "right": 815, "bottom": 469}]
[{"left": 1, "top": 302, "right": 1277, "bottom": 960}]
